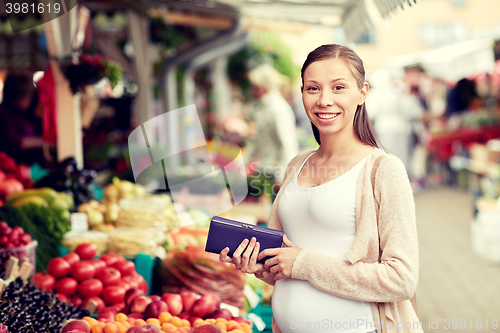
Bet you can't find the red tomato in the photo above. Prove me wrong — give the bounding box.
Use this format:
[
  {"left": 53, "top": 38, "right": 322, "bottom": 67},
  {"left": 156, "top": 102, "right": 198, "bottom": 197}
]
[
  {"left": 70, "top": 261, "right": 96, "bottom": 281},
  {"left": 129, "top": 272, "right": 148, "bottom": 294},
  {"left": 117, "top": 278, "right": 132, "bottom": 292},
  {"left": 92, "top": 259, "right": 106, "bottom": 270},
  {"left": 82, "top": 295, "right": 106, "bottom": 313},
  {"left": 47, "top": 257, "right": 71, "bottom": 278},
  {"left": 55, "top": 277, "right": 78, "bottom": 296},
  {"left": 32, "top": 272, "right": 56, "bottom": 292},
  {"left": 63, "top": 252, "right": 80, "bottom": 266},
  {"left": 102, "top": 285, "right": 127, "bottom": 305},
  {"left": 71, "top": 294, "right": 83, "bottom": 307},
  {"left": 56, "top": 293, "right": 69, "bottom": 303},
  {"left": 112, "top": 260, "right": 135, "bottom": 277},
  {"left": 96, "top": 267, "right": 121, "bottom": 286},
  {"left": 122, "top": 275, "right": 139, "bottom": 290},
  {"left": 99, "top": 253, "right": 125, "bottom": 266},
  {"left": 75, "top": 243, "right": 97, "bottom": 260},
  {"left": 78, "top": 278, "right": 103, "bottom": 297}
]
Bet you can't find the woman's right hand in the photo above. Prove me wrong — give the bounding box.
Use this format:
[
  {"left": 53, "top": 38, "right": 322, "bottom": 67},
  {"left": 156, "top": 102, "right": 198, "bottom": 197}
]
[{"left": 219, "top": 237, "right": 267, "bottom": 274}]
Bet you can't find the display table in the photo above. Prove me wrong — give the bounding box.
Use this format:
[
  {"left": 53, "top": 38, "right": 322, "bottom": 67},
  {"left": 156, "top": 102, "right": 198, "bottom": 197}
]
[{"left": 426, "top": 124, "right": 500, "bottom": 161}]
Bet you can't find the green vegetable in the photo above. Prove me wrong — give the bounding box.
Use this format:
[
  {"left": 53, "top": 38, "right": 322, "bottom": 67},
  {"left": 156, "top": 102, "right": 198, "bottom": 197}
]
[{"left": 0, "top": 204, "right": 71, "bottom": 272}]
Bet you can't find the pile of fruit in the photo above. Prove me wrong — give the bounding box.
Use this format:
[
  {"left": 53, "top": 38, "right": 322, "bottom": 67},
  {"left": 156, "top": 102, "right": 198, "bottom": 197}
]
[
  {"left": 0, "top": 221, "right": 32, "bottom": 250},
  {"left": 61, "top": 290, "right": 252, "bottom": 333},
  {"left": 5, "top": 187, "right": 74, "bottom": 219},
  {"left": 0, "top": 277, "right": 90, "bottom": 332},
  {"left": 0, "top": 152, "right": 32, "bottom": 205},
  {"left": 32, "top": 243, "right": 148, "bottom": 311},
  {"left": 95, "top": 288, "right": 251, "bottom": 333}
]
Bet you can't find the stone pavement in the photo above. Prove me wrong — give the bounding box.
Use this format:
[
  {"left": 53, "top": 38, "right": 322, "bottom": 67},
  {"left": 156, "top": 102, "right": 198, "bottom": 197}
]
[{"left": 415, "top": 187, "right": 500, "bottom": 333}]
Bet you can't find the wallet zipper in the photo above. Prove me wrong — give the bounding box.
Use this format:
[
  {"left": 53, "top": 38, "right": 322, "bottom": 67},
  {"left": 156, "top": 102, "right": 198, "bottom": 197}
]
[{"left": 211, "top": 217, "right": 282, "bottom": 236}]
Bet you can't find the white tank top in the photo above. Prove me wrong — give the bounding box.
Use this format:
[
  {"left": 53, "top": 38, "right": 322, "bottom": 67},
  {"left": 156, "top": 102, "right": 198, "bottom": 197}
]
[{"left": 272, "top": 153, "right": 375, "bottom": 333}]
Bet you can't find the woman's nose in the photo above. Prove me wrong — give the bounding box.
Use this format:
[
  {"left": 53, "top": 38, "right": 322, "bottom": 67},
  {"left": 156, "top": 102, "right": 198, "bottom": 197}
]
[{"left": 317, "top": 92, "right": 334, "bottom": 107}]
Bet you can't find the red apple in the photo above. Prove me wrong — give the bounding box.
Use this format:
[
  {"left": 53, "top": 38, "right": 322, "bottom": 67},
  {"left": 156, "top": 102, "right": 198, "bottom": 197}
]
[
  {"left": 119, "top": 306, "right": 130, "bottom": 314},
  {"left": 125, "top": 288, "right": 144, "bottom": 306},
  {"left": 178, "top": 312, "right": 190, "bottom": 320},
  {"left": 180, "top": 291, "right": 199, "bottom": 313},
  {"left": 61, "top": 319, "right": 90, "bottom": 333},
  {"left": 208, "top": 308, "right": 232, "bottom": 321},
  {"left": 101, "top": 306, "right": 119, "bottom": 315},
  {"left": 188, "top": 316, "right": 203, "bottom": 326},
  {"left": 161, "top": 293, "right": 183, "bottom": 315},
  {"left": 71, "top": 295, "right": 83, "bottom": 307},
  {"left": 130, "top": 295, "right": 152, "bottom": 313},
  {"left": 129, "top": 325, "right": 162, "bottom": 333},
  {"left": 149, "top": 295, "right": 161, "bottom": 302},
  {"left": 127, "top": 312, "right": 145, "bottom": 320},
  {"left": 190, "top": 294, "right": 221, "bottom": 318},
  {"left": 192, "top": 324, "right": 222, "bottom": 333},
  {"left": 232, "top": 316, "right": 251, "bottom": 325},
  {"left": 97, "top": 311, "right": 115, "bottom": 322},
  {"left": 144, "top": 300, "right": 169, "bottom": 319},
  {"left": 111, "top": 302, "right": 126, "bottom": 312}
]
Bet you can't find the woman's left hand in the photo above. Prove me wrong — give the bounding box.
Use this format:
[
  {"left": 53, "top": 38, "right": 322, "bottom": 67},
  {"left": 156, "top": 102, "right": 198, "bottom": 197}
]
[{"left": 257, "top": 235, "right": 303, "bottom": 281}]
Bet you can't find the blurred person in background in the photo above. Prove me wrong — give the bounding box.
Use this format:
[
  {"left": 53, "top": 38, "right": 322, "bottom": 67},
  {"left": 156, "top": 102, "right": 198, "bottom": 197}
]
[
  {"left": 0, "top": 73, "right": 44, "bottom": 165},
  {"left": 244, "top": 64, "right": 299, "bottom": 183},
  {"left": 366, "top": 69, "right": 423, "bottom": 171}
]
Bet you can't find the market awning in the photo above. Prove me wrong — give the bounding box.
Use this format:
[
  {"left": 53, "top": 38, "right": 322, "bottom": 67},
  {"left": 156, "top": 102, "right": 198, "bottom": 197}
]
[{"left": 387, "top": 37, "right": 496, "bottom": 82}]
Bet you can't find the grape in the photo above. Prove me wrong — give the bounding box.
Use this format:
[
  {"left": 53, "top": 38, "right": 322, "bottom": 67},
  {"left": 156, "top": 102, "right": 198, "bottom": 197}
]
[{"left": 0, "top": 278, "right": 89, "bottom": 332}]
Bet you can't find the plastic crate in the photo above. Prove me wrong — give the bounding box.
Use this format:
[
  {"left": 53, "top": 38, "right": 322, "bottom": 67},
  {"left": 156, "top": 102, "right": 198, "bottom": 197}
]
[
  {"left": 250, "top": 302, "right": 273, "bottom": 332},
  {"left": 0, "top": 241, "right": 38, "bottom": 276}
]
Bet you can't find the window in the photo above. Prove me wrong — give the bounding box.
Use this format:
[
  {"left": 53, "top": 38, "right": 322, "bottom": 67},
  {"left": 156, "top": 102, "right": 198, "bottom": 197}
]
[{"left": 419, "top": 21, "right": 468, "bottom": 46}]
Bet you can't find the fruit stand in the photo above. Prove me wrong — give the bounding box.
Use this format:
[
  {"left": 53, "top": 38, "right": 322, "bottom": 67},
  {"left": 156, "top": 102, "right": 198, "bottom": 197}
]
[{"left": 0, "top": 148, "right": 270, "bottom": 333}]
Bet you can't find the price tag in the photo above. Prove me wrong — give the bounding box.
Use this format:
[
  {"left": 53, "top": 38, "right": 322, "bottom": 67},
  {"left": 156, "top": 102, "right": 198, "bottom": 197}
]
[{"left": 71, "top": 213, "right": 89, "bottom": 233}]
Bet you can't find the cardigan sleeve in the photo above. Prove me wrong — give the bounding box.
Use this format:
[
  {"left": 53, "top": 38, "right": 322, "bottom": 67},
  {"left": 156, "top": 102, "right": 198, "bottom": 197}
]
[{"left": 291, "top": 155, "right": 419, "bottom": 302}]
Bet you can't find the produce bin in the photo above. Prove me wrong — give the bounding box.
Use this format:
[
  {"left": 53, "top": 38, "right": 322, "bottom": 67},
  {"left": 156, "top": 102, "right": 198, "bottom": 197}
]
[
  {"left": 0, "top": 240, "right": 38, "bottom": 276},
  {"left": 251, "top": 302, "right": 273, "bottom": 332}
]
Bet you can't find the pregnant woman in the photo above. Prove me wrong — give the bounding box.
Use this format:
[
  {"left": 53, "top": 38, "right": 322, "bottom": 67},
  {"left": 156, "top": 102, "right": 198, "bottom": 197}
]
[{"left": 219, "top": 44, "right": 421, "bottom": 333}]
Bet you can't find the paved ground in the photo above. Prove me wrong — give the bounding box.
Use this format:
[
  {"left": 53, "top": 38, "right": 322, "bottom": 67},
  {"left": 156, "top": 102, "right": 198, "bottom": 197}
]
[{"left": 415, "top": 187, "right": 500, "bottom": 333}]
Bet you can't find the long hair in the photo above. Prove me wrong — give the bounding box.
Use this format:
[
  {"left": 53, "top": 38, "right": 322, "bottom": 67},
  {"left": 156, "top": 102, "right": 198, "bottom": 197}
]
[{"left": 301, "top": 44, "right": 379, "bottom": 148}]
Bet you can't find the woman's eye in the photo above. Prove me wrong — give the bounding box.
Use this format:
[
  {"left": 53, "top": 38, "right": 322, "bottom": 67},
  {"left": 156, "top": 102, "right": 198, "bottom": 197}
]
[
  {"left": 306, "top": 86, "right": 319, "bottom": 91},
  {"left": 333, "top": 85, "right": 345, "bottom": 90}
]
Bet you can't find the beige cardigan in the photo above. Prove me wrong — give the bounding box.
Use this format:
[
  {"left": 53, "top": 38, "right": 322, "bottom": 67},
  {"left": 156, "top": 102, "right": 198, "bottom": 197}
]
[{"left": 262, "top": 148, "right": 423, "bottom": 333}]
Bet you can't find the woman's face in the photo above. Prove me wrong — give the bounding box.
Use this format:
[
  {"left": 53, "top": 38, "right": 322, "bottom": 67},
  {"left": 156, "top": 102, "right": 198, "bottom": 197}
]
[{"left": 302, "top": 58, "right": 368, "bottom": 139}]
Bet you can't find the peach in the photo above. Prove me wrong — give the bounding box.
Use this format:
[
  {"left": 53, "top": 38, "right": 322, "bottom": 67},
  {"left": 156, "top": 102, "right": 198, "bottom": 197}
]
[
  {"left": 130, "top": 296, "right": 153, "bottom": 313},
  {"left": 192, "top": 324, "right": 221, "bottom": 333},
  {"left": 92, "top": 324, "right": 104, "bottom": 333},
  {"left": 144, "top": 301, "right": 169, "bottom": 319},
  {"left": 161, "top": 293, "right": 183, "bottom": 316},
  {"left": 62, "top": 320, "right": 91, "bottom": 333},
  {"left": 169, "top": 317, "right": 182, "bottom": 327},
  {"left": 104, "top": 323, "right": 118, "bottom": 333},
  {"left": 161, "top": 323, "right": 177, "bottom": 333},
  {"left": 134, "top": 319, "right": 147, "bottom": 326},
  {"left": 159, "top": 312, "right": 173, "bottom": 324},
  {"left": 146, "top": 318, "right": 162, "bottom": 328},
  {"left": 115, "top": 313, "right": 128, "bottom": 322}
]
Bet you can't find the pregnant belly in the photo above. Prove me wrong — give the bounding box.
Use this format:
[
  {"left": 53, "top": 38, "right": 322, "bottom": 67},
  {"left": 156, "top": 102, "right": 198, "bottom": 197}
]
[{"left": 272, "top": 279, "right": 375, "bottom": 333}]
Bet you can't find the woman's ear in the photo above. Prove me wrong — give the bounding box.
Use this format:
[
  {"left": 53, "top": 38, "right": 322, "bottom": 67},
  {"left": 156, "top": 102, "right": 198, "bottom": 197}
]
[
  {"left": 358, "top": 82, "right": 369, "bottom": 105},
  {"left": 300, "top": 85, "right": 303, "bottom": 93}
]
